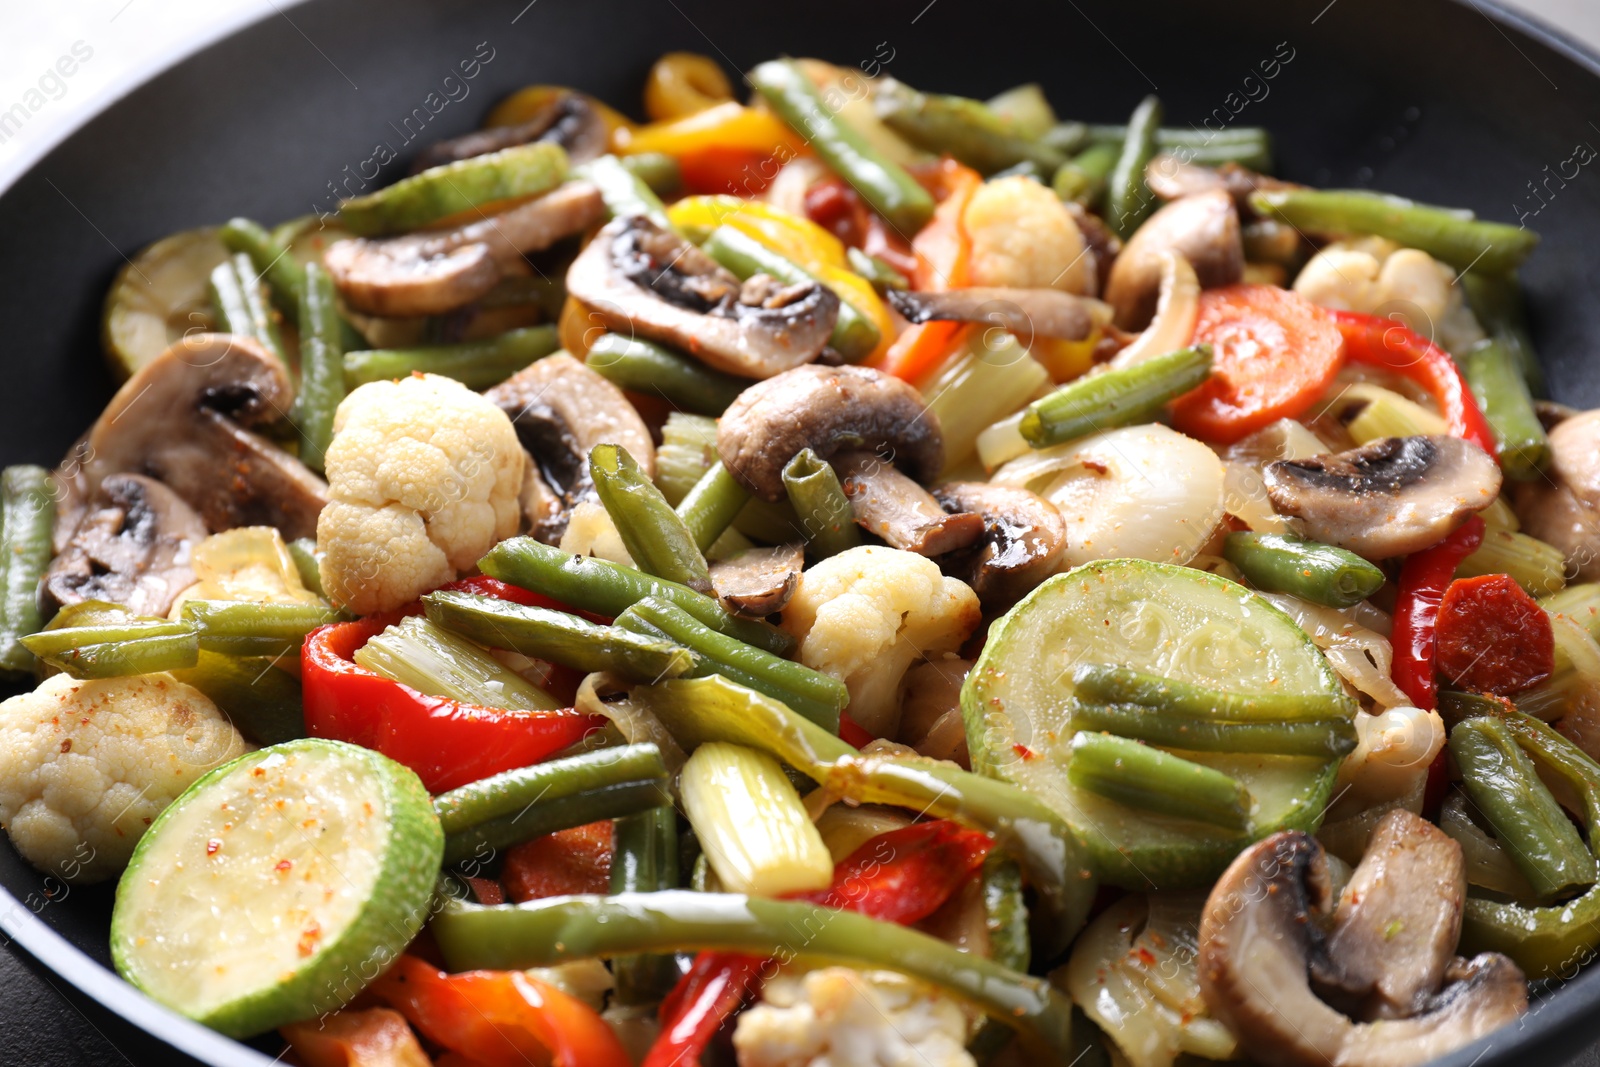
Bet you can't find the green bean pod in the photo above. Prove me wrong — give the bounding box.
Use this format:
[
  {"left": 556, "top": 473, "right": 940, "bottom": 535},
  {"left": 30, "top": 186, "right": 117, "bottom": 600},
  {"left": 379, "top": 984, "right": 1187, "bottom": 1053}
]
[
  {"left": 873, "top": 81, "right": 1066, "bottom": 175},
  {"left": 287, "top": 537, "right": 325, "bottom": 597},
  {"left": 1250, "top": 188, "right": 1539, "bottom": 275},
  {"left": 782, "top": 448, "right": 861, "bottom": 560},
  {"left": 1067, "top": 732, "right": 1251, "bottom": 831},
  {"left": 434, "top": 743, "right": 668, "bottom": 835},
  {"left": 846, "top": 247, "right": 909, "bottom": 293},
  {"left": 1071, "top": 702, "right": 1357, "bottom": 759},
  {"left": 617, "top": 152, "right": 683, "bottom": 197},
  {"left": 479, "top": 536, "right": 794, "bottom": 656},
  {"left": 675, "top": 461, "right": 752, "bottom": 553},
  {"left": 219, "top": 217, "right": 306, "bottom": 315},
  {"left": 1106, "top": 95, "right": 1163, "bottom": 239},
  {"left": 1052, "top": 142, "right": 1120, "bottom": 207},
  {"left": 22, "top": 621, "right": 199, "bottom": 679},
  {"left": 340, "top": 142, "right": 569, "bottom": 237},
  {"left": 749, "top": 59, "right": 934, "bottom": 234},
  {"left": 573, "top": 154, "right": 673, "bottom": 230},
  {"left": 171, "top": 651, "right": 304, "bottom": 745},
  {"left": 1020, "top": 345, "right": 1212, "bottom": 447},
  {"left": 591, "top": 444, "right": 714, "bottom": 595},
  {"left": 208, "top": 253, "right": 284, "bottom": 360},
  {"left": 1451, "top": 716, "right": 1596, "bottom": 904},
  {"left": 179, "top": 599, "right": 340, "bottom": 658},
  {"left": 968, "top": 854, "right": 1032, "bottom": 1061},
  {"left": 1222, "top": 531, "right": 1387, "bottom": 609},
  {"left": 0, "top": 466, "right": 55, "bottom": 676},
  {"left": 1461, "top": 272, "right": 1543, "bottom": 394},
  {"left": 290, "top": 260, "right": 344, "bottom": 473},
  {"left": 1072, "top": 663, "right": 1354, "bottom": 721},
  {"left": 609, "top": 806, "right": 683, "bottom": 1005},
  {"left": 584, "top": 333, "right": 747, "bottom": 416},
  {"left": 701, "top": 226, "right": 877, "bottom": 362},
  {"left": 1461, "top": 339, "right": 1549, "bottom": 482},
  {"left": 421, "top": 590, "right": 695, "bottom": 683},
  {"left": 343, "top": 325, "right": 560, "bottom": 390},
  {"left": 441, "top": 774, "right": 672, "bottom": 865},
  {"left": 432, "top": 891, "right": 1076, "bottom": 1058}
]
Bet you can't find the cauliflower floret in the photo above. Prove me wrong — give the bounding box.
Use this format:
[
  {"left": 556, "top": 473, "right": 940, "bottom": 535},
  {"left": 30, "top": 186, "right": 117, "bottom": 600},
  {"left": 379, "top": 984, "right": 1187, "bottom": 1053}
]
[
  {"left": 733, "top": 967, "right": 976, "bottom": 1067},
  {"left": 317, "top": 373, "right": 524, "bottom": 614},
  {"left": 1292, "top": 237, "right": 1484, "bottom": 351},
  {"left": 963, "top": 175, "right": 1095, "bottom": 295},
  {"left": 0, "top": 672, "right": 249, "bottom": 883},
  {"left": 782, "top": 546, "right": 980, "bottom": 737}
]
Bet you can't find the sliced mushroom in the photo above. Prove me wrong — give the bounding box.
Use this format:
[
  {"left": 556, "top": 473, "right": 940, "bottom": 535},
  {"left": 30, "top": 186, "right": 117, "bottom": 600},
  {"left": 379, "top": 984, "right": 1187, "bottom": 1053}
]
[
  {"left": 326, "top": 182, "right": 605, "bottom": 317},
  {"left": 77, "top": 334, "right": 328, "bottom": 540},
  {"left": 409, "top": 92, "right": 609, "bottom": 173},
  {"left": 1064, "top": 201, "right": 1121, "bottom": 295},
  {"left": 833, "top": 451, "right": 982, "bottom": 556},
  {"left": 885, "top": 287, "right": 1111, "bottom": 343},
  {"left": 566, "top": 215, "right": 839, "bottom": 378},
  {"left": 1263, "top": 435, "right": 1501, "bottom": 560},
  {"left": 709, "top": 543, "right": 805, "bottom": 617},
  {"left": 1144, "top": 155, "right": 1297, "bottom": 211},
  {"left": 1514, "top": 409, "right": 1600, "bottom": 581},
  {"left": 485, "top": 353, "right": 654, "bottom": 542},
  {"left": 1104, "top": 189, "right": 1243, "bottom": 330},
  {"left": 43, "top": 474, "right": 206, "bottom": 618},
  {"left": 932, "top": 482, "right": 1065, "bottom": 607},
  {"left": 716, "top": 365, "right": 942, "bottom": 502},
  {"left": 1199, "top": 814, "right": 1527, "bottom": 1067}
]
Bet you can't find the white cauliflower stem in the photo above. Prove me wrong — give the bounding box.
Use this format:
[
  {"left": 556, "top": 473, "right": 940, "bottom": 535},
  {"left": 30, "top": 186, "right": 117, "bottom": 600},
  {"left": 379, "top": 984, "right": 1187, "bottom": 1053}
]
[
  {"left": 0, "top": 673, "right": 248, "bottom": 883},
  {"left": 782, "top": 546, "right": 980, "bottom": 737},
  {"left": 734, "top": 967, "right": 976, "bottom": 1067},
  {"left": 317, "top": 373, "right": 524, "bottom": 614}
]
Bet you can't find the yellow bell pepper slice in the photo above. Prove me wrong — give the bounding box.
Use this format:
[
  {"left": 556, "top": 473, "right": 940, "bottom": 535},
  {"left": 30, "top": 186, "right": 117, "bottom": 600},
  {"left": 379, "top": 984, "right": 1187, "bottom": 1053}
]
[
  {"left": 644, "top": 52, "right": 735, "bottom": 121},
  {"left": 621, "top": 102, "right": 803, "bottom": 159}
]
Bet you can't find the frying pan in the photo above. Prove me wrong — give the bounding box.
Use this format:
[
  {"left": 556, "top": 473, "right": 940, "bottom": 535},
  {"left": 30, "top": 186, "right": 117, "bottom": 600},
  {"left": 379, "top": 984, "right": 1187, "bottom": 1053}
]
[{"left": 1, "top": 0, "right": 1598, "bottom": 1063}]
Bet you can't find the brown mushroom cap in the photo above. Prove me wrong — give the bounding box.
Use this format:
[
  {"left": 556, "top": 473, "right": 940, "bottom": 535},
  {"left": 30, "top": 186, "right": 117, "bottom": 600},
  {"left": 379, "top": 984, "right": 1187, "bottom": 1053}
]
[
  {"left": 566, "top": 216, "right": 839, "bottom": 379},
  {"left": 486, "top": 352, "right": 654, "bottom": 542},
  {"left": 43, "top": 474, "right": 206, "bottom": 618},
  {"left": 1514, "top": 409, "right": 1600, "bottom": 581},
  {"left": 715, "top": 365, "right": 943, "bottom": 502},
  {"left": 77, "top": 334, "right": 328, "bottom": 540},
  {"left": 1199, "top": 814, "right": 1527, "bottom": 1067},
  {"left": 709, "top": 543, "right": 805, "bottom": 618},
  {"left": 409, "top": 92, "right": 608, "bottom": 173},
  {"left": 932, "top": 482, "right": 1066, "bottom": 607},
  {"left": 1263, "top": 435, "right": 1502, "bottom": 560},
  {"left": 834, "top": 451, "right": 982, "bottom": 556},
  {"left": 1105, "top": 189, "right": 1243, "bottom": 330}
]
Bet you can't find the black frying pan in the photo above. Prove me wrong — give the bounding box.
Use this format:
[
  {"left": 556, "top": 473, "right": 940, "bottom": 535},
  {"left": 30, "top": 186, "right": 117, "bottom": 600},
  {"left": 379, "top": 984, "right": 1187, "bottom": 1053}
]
[{"left": 1, "top": 0, "right": 1599, "bottom": 1063}]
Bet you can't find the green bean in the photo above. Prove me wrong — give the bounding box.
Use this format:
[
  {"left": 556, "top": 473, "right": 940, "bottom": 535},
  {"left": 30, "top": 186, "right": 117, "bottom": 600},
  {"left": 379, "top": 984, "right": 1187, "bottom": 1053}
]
[
  {"left": 422, "top": 590, "right": 694, "bottom": 683},
  {"left": 610, "top": 806, "right": 682, "bottom": 1005},
  {"left": 289, "top": 261, "right": 344, "bottom": 472},
  {"left": 968, "top": 854, "right": 1031, "bottom": 1061},
  {"left": 354, "top": 614, "right": 560, "bottom": 710},
  {"left": 675, "top": 461, "right": 751, "bottom": 553},
  {"left": 616, "top": 596, "right": 845, "bottom": 731},
  {"left": 22, "top": 620, "right": 199, "bottom": 678},
  {"left": 343, "top": 325, "right": 560, "bottom": 390},
  {"left": 584, "top": 333, "right": 747, "bottom": 416},
  {"left": 1072, "top": 663, "right": 1355, "bottom": 721},
  {"left": 591, "top": 444, "right": 713, "bottom": 594},
  {"left": 220, "top": 217, "right": 305, "bottom": 315},
  {"left": 617, "top": 152, "right": 682, "bottom": 197},
  {"left": 1451, "top": 716, "right": 1596, "bottom": 904},
  {"left": 1052, "top": 142, "right": 1120, "bottom": 207},
  {"left": 178, "top": 599, "right": 340, "bottom": 658},
  {"left": 1461, "top": 339, "right": 1549, "bottom": 482},
  {"left": 208, "top": 253, "right": 284, "bottom": 360},
  {"left": 480, "top": 536, "right": 794, "bottom": 656},
  {"left": 573, "top": 154, "right": 673, "bottom": 230},
  {"left": 1086, "top": 124, "right": 1271, "bottom": 149},
  {"left": 873, "top": 80, "right": 1065, "bottom": 175},
  {"left": 1249, "top": 188, "right": 1539, "bottom": 275},
  {"left": 656, "top": 412, "right": 804, "bottom": 544},
  {"left": 846, "top": 247, "right": 909, "bottom": 293},
  {"left": 432, "top": 891, "right": 1076, "bottom": 1058},
  {"left": 749, "top": 59, "right": 934, "bottom": 234},
  {"left": 1020, "top": 345, "right": 1212, "bottom": 447},
  {"left": 1106, "top": 96, "right": 1163, "bottom": 239},
  {"left": 340, "top": 142, "right": 568, "bottom": 237},
  {"left": 1067, "top": 732, "right": 1250, "bottom": 831},
  {"left": 1461, "top": 272, "right": 1543, "bottom": 393},
  {"left": 702, "top": 226, "right": 878, "bottom": 362},
  {"left": 782, "top": 448, "right": 861, "bottom": 560},
  {"left": 171, "top": 651, "right": 304, "bottom": 745},
  {"left": 0, "top": 466, "right": 54, "bottom": 676},
  {"left": 437, "top": 745, "right": 673, "bottom": 866},
  {"left": 1071, "top": 701, "right": 1357, "bottom": 759},
  {"left": 1222, "top": 531, "right": 1387, "bottom": 609},
  {"left": 287, "top": 537, "right": 325, "bottom": 597}
]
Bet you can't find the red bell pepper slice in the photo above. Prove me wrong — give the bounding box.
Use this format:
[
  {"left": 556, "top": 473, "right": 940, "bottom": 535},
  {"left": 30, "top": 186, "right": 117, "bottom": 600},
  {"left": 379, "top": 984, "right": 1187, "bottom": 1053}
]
[
  {"left": 372, "top": 955, "right": 630, "bottom": 1067},
  {"left": 502, "top": 820, "right": 615, "bottom": 902},
  {"left": 302, "top": 619, "right": 601, "bottom": 793},
  {"left": 1332, "top": 311, "right": 1498, "bottom": 458},
  {"left": 1391, "top": 515, "right": 1487, "bottom": 712},
  {"left": 1436, "top": 573, "right": 1555, "bottom": 694},
  {"left": 642, "top": 820, "right": 994, "bottom": 1067}
]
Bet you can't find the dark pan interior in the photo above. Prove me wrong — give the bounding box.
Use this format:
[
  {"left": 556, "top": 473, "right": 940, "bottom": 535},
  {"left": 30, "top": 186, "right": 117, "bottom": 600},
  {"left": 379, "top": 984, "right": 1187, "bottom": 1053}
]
[{"left": 1, "top": 0, "right": 1598, "bottom": 1063}]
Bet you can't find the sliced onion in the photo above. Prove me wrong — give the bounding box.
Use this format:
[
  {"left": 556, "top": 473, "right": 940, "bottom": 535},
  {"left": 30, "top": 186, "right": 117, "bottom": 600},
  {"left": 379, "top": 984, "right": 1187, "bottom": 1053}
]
[
  {"left": 1222, "top": 418, "right": 1330, "bottom": 534},
  {"left": 575, "top": 672, "right": 686, "bottom": 771},
  {"left": 1108, "top": 252, "right": 1200, "bottom": 370},
  {"left": 1440, "top": 791, "right": 1538, "bottom": 899},
  {"left": 1259, "top": 592, "right": 1409, "bottom": 708},
  {"left": 764, "top": 156, "right": 830, "bottom": 217},
  {"left": 991, "top": 423, "right": 1225, "bottom": 568},
  {"left": 975, "top": 409, "right": 1031, "bottom": 472}
]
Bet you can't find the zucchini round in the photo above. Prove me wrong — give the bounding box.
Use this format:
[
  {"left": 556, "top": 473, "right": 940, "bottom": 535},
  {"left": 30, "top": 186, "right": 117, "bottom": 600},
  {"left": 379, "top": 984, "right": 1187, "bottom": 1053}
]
[{"left": 101, "top": 226, "right": 230, "bottom": 378}]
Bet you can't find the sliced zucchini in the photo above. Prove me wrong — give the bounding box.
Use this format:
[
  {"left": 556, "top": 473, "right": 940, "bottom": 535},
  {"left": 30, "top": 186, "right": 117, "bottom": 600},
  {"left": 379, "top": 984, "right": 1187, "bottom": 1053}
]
[
  {"left": 961, "top": 558, "right": 1349, "bottom": 889},
  {"left": 101, "top": 226, "right": 230, "bottom": 378},
  {"left": 111, "top": 738, "right": 442, "bottom": 1037}
]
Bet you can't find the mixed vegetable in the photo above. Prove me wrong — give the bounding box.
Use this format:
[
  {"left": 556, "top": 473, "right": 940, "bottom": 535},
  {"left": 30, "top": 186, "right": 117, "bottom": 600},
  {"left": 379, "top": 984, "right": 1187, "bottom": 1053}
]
[{"left": 7, "top": 50, "right": 1600, "bottom": 1067}]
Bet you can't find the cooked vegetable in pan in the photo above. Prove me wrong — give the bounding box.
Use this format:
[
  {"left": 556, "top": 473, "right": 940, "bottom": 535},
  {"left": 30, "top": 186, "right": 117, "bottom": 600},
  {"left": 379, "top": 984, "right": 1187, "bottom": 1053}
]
[{"left": 6, "top": 49, "right": 1597, "bottom": 1067}]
